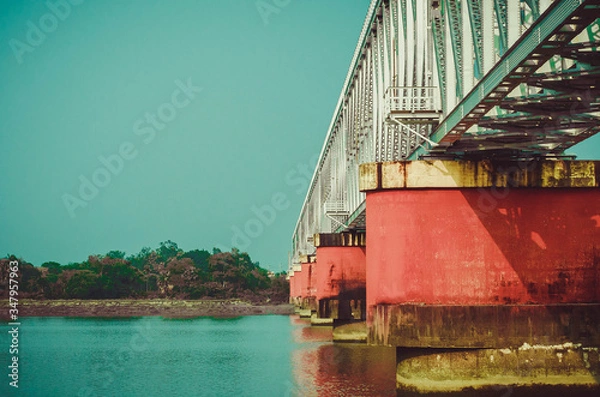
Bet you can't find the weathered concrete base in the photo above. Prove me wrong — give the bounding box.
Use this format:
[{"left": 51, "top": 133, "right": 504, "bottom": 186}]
[
  {"left": 301, "top": 296, "right": 317, "bottom": 312},
  {"left": 318, "top": 298, "right": 365, "bottom": 321},
  {"left": 292, "top": 297, "right": 316, "bottom": 318},
  {"left": 369, "top": 304, "right": 600, "bottom": 348},
  {"left": 333, "top": 320, "right": 367, "bottom": 343},
  {"left": 310, "top": 312, "right": 333, "bottom": 326},
  {"left": 396, "top": 345, "right": 600, "bottom": 394},
  {"left": 298, "top": 308, "right": 312, "bottom": 318}
]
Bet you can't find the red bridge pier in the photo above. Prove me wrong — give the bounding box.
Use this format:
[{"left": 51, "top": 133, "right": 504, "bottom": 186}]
[
  {"left": 289, "top": 255, "right": 316, "bottom": 318},
  {"left": 289, "top": 232, "right": 367, "bottom": 338},
  {"left": 313, "top": 232, "right": 367, "bottom": 340},
  {"left": 360, "top": 160, "right": 600, "bottom": 394}
]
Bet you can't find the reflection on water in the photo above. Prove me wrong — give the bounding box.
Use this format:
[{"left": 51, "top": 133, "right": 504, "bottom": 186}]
[
  {"left": 1, "top": 315, "right": 397, "bottom": 396},
  {"left": 289, "top": 316, "right": 397, "bottom": 397}
]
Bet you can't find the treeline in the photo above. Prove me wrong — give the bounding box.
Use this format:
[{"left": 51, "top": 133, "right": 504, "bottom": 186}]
[{"left": 0, "top": 241, "right": 288, "bottom": 303}]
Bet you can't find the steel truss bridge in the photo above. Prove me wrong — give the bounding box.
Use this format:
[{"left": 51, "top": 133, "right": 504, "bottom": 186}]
[{"left": 291, "top": 0, "right": 600, "bottom": 268}]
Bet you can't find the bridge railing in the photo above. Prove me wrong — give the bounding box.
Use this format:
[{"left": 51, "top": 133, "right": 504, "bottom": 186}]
[{"left": 384, "top": 86, "right": 440, "bottom": 115}]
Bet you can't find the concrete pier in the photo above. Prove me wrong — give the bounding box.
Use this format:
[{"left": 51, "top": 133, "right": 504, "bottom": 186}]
[
  {"left": 396, "top": 345, "right": 600, "bottom": 395},
  {"left": 360, "top": 160, "right": 600, "bottom": 393},
  {"left": 313, "top": 232, "right": 366, "bottom": 322},
  {"left": 300, "top": 257, "right": 317, "bottom": 315},
  {"left": 289, "top": 255, "right": 317, "bottom": 318}
]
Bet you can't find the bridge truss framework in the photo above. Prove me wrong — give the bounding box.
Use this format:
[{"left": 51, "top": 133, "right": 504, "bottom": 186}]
[{"left": 291, "top": 0, "right": 600, "bottom": 269}]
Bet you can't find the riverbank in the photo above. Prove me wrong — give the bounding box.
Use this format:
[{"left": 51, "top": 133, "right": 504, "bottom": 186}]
[{"left": 0, "top": 299, "right": 294, "bottom": 319}]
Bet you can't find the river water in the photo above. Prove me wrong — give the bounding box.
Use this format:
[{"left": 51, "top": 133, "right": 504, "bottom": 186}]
[{"left": 1, "top": 315, "right": 396, "bottom": 396}]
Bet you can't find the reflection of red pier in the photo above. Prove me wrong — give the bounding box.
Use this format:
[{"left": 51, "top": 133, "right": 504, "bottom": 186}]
[{"left": 289, "top": 316, "right": 396, "bottom": 396}]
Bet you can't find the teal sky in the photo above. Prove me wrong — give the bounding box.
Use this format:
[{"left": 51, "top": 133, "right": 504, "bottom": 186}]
[
  {"left": 1, "top": 0, "right": 598, "bottom": 271},
  {"left": 0, "top": 0, "right": 371, "bottom": 271}
]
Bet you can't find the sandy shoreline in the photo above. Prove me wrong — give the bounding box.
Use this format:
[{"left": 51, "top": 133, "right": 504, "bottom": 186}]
[{"left": 0, "top": 299, "right": 294, "bottom": 320}]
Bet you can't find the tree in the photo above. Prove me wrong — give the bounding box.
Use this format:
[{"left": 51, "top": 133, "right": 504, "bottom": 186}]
[
  {"left": 99, "top": 261, "right": 143, "bottom": 298},
  {"left": 0, "top": 256, "right": 44, "bottom": 298},
  {"left": 105, "top": 250, "right": 126, "bottom": 260},
  {"left": 19, "top": 262, "right": 44, "bottom": 297},
  {"left": 41, "top": 261, "right": 62, "bottom": 274},
  {"left": 157, "top": 240, "right": 182, "bottom": 264},
  {"left": 127, "top": 247, "right": 152, "bottom": 270},
  {"left": 209, "top": 252, "right": 238, "bottom": 287},
  {"left": 65, "top": 270, "right": 101, "bottom": 299},
  {"left": 264, "top": 273, "right": 289, "bottom": 303},
  {"left": 183, "top": 249, "right": 211, "bottom": 272},
  {"left": 86, "top": 255, "right": 143, "bottom": 298},
  {"left": 163, "top": 258, "right": 199, "bottom": 298},
  {"left": 2, "top": 246, "right": 289, "bottom": 302}
]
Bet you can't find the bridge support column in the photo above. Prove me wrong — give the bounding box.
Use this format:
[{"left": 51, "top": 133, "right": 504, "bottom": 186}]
[
  {"left": 314, "top": 232, "right": 367, "bottom": 341},
  {"left": 289, "top": 263, "right": 302, "bottom": 312},
  {"left": 360, "top": 160, "right": 600, "bottom": 394},
  {"left": 299, "top": 255, "right": 316, "bottom": 318}
]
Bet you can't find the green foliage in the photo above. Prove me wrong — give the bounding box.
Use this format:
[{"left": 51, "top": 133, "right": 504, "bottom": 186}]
[
  {"left": 105, "top": 250, "right": 126, "bottom": 259},
  {"left": 65, "top": 270, "right": 101, "bottom": 299},
  {"left": 182, "top": 249, "right": 210, "bottom": 272},
  {"left": 1, "top": 243, "right": 288, "bottom": 303},
  {"left": 127, "top": 247, "right": 152, "bottom": 270},
  {"left": 41, "top": 261, "right": 62, "bottom": 274},
  {"left": 157, "top": 240, "right": 182, "bottom": 263}
]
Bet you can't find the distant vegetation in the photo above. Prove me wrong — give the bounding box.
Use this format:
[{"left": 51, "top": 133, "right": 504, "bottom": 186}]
[{"left": 0, "top": 241, "right": 288, "bottom": 303}]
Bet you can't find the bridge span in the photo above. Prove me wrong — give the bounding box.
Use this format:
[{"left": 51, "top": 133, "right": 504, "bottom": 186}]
[{"left": 289, "top": 0, "right": 600, "bottom": 393}]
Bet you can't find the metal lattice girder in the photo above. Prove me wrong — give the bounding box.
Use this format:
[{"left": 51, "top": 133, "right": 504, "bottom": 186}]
[
  {"left": 431, "top": 1, "right": 447, "bottom": 110},
  {"left": 412, "top": 0, "right": 600, "bottom": 159},
  {"left": 479, "top": 112, "right": 600, "bottom": 132},
  {"left": 524, "top": 0, "right": 540, "bottom": 19},
  {"left": 447, "top": 0, "right": 464, "bottom": 97},
  {"left": 467, "top": 0, "right": 484, "bottom": 78},
  {"left": 501, "top": 92, "right": 600, "bottom": 115},
  {"left": 494, "top": 0, "right": 509, "bottom": 55},
  {"left": 558, "top": 42, "right": 600, "bottom": 66},
  {"left": 437, "top": 123, "right": 600, "bottom": 155},
  {"left": 291, "top": 0, "right": 600, "bottom": 268},
  {"left": 527, "top": 67, "right": 600, "bottom": 92}
]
